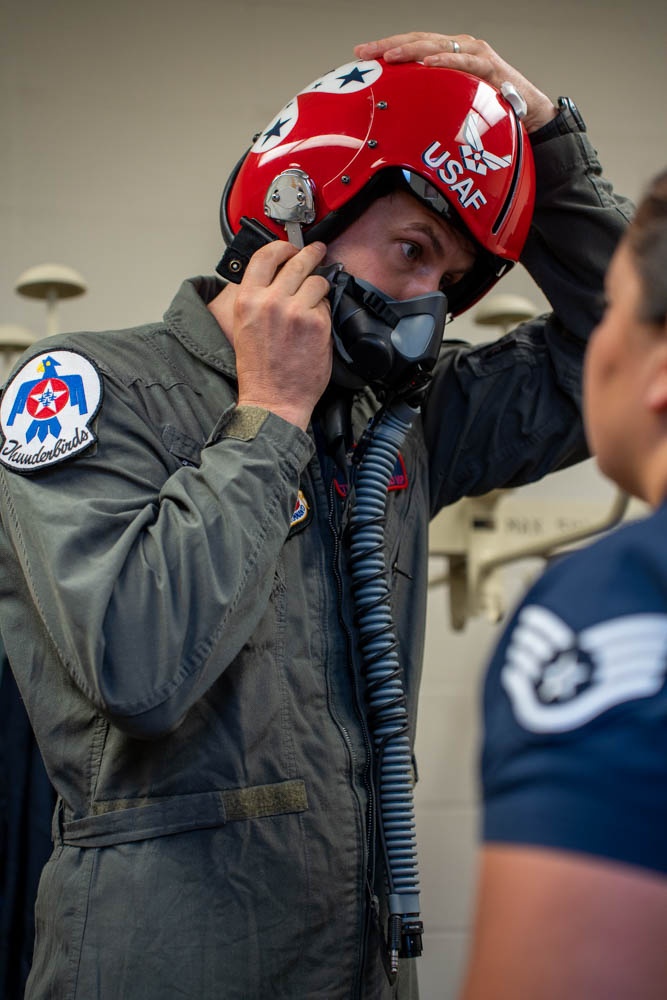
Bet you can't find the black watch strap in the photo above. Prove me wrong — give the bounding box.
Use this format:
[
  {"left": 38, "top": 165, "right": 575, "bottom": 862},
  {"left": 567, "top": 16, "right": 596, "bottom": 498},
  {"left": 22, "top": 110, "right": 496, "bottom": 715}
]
[{"left": 530, "top": 96, "right": 587, "bottom": 146}]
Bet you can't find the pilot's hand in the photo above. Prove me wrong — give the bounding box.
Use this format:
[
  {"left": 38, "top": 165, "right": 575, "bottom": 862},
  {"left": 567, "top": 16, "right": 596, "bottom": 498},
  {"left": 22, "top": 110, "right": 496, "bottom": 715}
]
[
  {"left": 354, "top": 31, "right": 557, "bottom": 133},
  {"left": 231, "top": 240, "right": 332, "bottom": 431}
]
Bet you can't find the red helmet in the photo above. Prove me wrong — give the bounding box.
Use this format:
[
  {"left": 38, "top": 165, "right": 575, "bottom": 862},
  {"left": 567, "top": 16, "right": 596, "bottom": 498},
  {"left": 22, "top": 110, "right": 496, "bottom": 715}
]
[{"left": 220, "top": 58, "right": 536, "bottom": 314}]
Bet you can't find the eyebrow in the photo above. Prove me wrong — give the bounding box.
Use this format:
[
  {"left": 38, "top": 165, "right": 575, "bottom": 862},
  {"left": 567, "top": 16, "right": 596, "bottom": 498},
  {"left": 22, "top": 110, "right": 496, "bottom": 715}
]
[
  {"left": 408, "top": 221, "right": 446, "bottom": 257},
  {"left": 406, "top": 220, "right": 476, "bottom": 273}
]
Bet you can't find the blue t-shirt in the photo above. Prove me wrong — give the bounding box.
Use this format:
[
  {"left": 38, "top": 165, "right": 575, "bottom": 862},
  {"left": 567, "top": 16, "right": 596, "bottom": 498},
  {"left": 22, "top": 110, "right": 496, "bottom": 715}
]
[{"left": 482, "top": 502, "right": 667, "bottom": 875}]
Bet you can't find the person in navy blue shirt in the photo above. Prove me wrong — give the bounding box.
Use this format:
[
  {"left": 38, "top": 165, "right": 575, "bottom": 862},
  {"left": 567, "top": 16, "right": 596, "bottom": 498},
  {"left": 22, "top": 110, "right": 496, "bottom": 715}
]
[{"left": 460, "top": 167, "right": 667, "bottom": 1000}]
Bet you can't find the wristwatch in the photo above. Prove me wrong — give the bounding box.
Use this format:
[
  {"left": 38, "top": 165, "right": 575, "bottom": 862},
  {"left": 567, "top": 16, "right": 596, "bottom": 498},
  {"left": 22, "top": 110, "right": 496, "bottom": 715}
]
[{"left": 530, "top": 96, "right": 587, "bottom": 146}]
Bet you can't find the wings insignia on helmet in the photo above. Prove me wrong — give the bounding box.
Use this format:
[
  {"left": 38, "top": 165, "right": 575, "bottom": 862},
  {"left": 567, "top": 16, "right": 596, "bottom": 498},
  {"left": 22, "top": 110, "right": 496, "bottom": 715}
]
[{"left": 460, "top": 113, "right": 512, "bottom": 175}]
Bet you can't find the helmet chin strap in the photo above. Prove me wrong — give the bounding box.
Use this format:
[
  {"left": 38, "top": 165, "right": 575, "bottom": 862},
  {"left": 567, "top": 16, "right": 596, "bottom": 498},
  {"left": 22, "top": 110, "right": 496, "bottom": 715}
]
[
  {"left": 216, "top": 216, "right": 278, "bottom": 283},
  {"left": 316, "top": 385, "right": 355, "bottom": 473}
]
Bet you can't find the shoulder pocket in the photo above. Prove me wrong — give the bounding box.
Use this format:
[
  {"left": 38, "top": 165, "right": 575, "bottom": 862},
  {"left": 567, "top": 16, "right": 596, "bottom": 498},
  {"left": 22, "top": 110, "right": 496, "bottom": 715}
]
[
  {"left": 466, "top": 330, "right": 543, "bottom": 377},
  {"left": 162, "top": 424, "right": 203, "bottom": 468}
]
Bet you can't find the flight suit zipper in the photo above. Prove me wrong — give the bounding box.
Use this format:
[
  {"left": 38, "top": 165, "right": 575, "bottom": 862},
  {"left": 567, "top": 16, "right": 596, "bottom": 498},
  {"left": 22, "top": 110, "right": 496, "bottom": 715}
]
[{"left": 327, "top": 473, "right": 378, "bottom": 997}]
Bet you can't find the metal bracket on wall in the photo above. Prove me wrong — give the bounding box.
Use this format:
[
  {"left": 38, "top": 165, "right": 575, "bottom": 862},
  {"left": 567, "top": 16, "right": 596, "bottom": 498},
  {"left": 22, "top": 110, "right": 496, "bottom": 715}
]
[{"left": 428, "top": 488, "right": 643, "bottom": 629}]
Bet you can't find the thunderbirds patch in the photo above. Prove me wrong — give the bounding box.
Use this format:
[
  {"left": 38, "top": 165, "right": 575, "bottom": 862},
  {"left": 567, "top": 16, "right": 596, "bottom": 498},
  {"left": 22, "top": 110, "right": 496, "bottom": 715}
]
[{"left": 0, "top": 350, "right": 102, "bottom": 472}]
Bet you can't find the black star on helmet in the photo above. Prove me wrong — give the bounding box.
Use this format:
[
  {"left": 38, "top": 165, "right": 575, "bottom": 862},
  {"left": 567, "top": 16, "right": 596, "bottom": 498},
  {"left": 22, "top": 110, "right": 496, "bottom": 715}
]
[
  {"left": 336, "top": 66, "right": 374, "bottom": 88},
  {"left": 262, "top": 117, "right": 289, "bottom": 144}
]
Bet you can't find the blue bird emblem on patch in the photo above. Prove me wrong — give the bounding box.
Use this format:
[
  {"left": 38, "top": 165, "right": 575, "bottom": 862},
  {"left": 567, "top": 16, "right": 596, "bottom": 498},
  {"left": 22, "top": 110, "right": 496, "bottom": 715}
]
[
  {"left": 1, "top": 349, "right": 103, "bottom": 472},
  {"left": 7, "top": 354, "right": 88, "bottom": 442}
]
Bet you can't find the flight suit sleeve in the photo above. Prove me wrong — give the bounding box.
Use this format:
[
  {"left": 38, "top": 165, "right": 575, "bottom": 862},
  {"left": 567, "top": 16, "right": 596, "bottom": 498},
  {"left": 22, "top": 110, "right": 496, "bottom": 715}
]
[
  {"left": 0, "top": 364, "right": 314, "bottom": 739},
  {"left": 422, "top": 131, "right": 633, "bottom": 514}
]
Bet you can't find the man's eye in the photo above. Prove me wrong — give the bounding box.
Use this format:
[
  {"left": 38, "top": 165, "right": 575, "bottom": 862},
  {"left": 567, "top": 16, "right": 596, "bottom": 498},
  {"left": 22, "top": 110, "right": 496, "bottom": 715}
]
[{"left": 400, "top": 242, "right": 421, "bottom": 262}]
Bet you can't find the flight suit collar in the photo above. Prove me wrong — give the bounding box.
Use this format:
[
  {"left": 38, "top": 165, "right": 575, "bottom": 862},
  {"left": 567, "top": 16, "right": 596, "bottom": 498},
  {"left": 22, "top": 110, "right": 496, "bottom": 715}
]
[{"left": 164, "top": 275, "right": 237, "bottom": 378}]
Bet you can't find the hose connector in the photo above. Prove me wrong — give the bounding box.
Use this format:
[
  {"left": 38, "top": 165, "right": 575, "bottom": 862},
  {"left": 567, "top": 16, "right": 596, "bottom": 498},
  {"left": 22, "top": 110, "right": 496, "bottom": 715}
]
[
  {"left": 400, "top": 916, "right": 424, "bottom": 959},
  {"left": 388, "top": 913, "right": 424, "bottom": 974}
]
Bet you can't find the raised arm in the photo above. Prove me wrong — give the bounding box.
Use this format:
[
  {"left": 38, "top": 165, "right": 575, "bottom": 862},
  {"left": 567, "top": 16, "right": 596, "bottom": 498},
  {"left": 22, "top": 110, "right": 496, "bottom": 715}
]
[{"left": 354, "top": 33, "right": 632, "bottom": 507}]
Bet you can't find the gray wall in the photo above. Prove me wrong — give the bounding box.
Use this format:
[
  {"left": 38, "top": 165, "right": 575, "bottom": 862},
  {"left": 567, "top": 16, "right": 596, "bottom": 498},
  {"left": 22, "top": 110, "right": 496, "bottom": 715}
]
[
  {"left": 3, "top": 0, "right": 665, "bottom": 340},
  {"left": 2, "top": 1, "right": 666, "bottom": 997}
]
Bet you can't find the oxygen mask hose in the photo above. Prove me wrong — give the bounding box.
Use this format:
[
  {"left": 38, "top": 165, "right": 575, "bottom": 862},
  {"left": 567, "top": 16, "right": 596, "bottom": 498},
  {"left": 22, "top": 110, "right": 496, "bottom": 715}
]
[{"left": 348, "top": 399, "right": 424, "bottom": 976}]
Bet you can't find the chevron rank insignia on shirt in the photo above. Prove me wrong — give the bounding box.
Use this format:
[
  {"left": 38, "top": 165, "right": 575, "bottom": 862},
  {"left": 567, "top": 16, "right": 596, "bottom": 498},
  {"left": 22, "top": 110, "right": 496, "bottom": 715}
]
[
  {"left": 501, "top": 604, "right": 667, "bottom": 733},
  {"left": 0, "top": 350, "right": 102, "bottom": 472}
]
